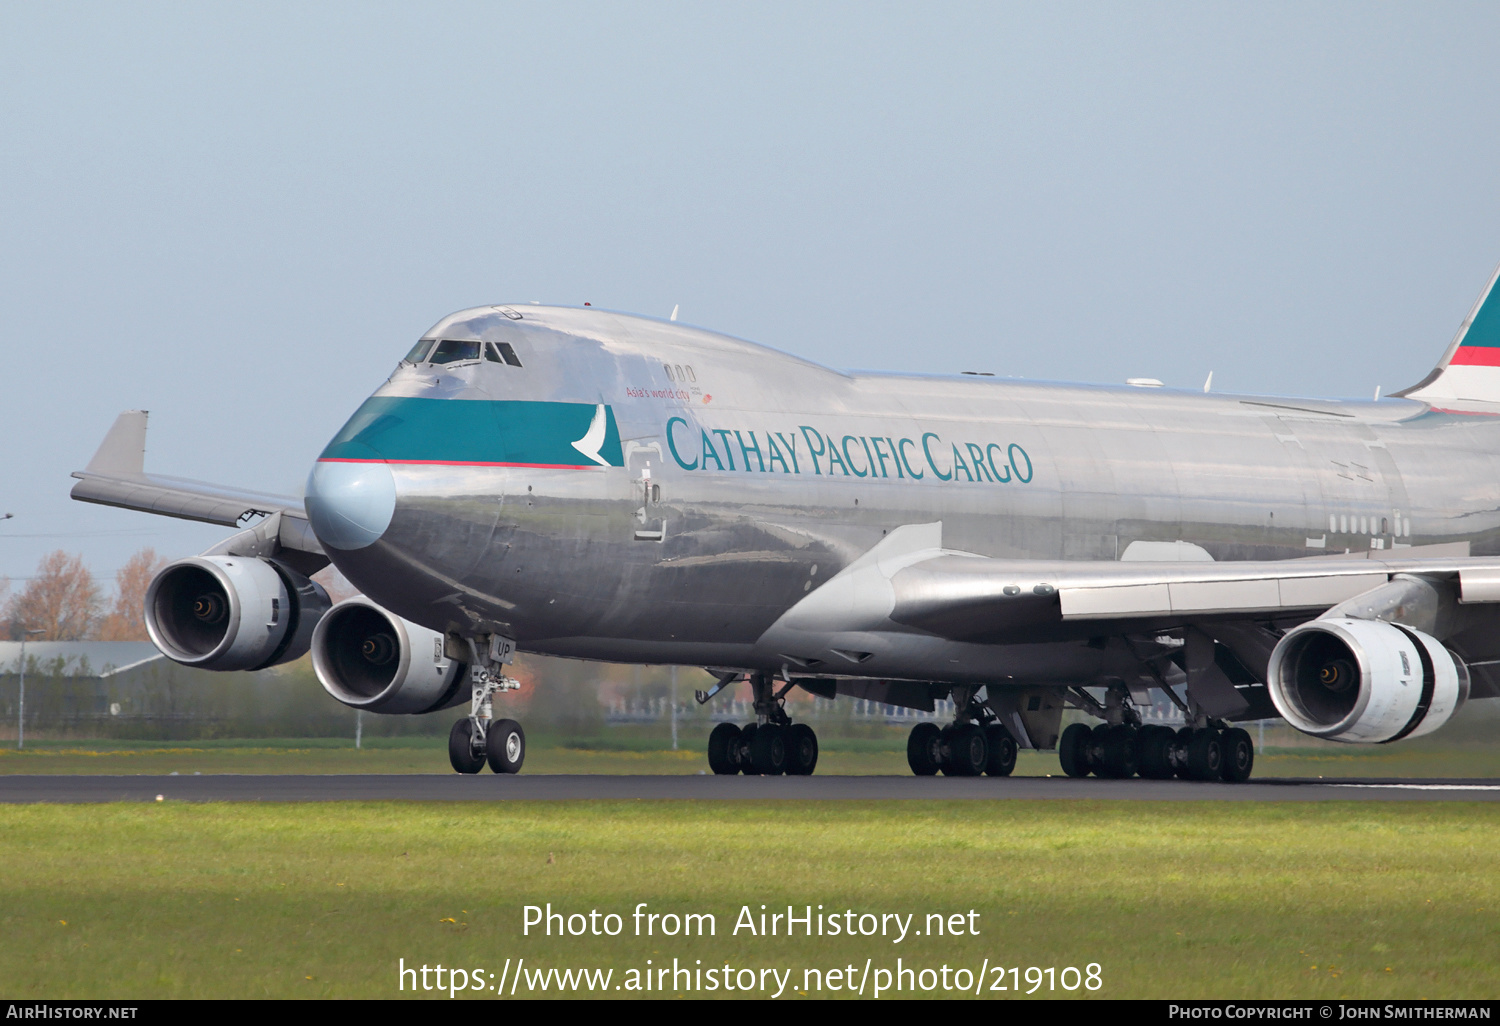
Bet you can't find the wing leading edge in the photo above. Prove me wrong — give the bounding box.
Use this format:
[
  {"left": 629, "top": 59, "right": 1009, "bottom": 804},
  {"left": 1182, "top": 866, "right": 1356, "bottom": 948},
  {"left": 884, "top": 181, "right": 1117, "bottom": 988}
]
[{"left": 69, "top": 410, "right": 327, "bottom": 574}]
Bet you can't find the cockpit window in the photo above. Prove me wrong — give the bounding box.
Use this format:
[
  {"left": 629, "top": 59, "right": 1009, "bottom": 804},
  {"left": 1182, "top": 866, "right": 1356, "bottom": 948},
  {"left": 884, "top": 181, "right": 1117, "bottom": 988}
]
[
  {"left": 403, "top": 339, "right": 434, "bottom": 364},
  {"left": 484, "top": 343, "right": 503, "bottom": 363},
  {"left": 428, "top": 339, "right": 481, "bottom": 364},
  {"left": 495, "top": 341, "right": 523, "bottom": 367}
]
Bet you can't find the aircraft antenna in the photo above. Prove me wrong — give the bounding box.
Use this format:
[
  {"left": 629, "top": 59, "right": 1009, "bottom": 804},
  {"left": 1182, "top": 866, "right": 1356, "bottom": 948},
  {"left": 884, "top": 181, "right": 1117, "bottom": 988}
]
[
  {"left": 1374, "top": 385, "right": 1382, "bottom": 401},
  {"left": 1203, "top": 371, "right": 1213, "bottom": 393},
  {"left": 670, "top": 304, "right": 679, "bottom": 322}
]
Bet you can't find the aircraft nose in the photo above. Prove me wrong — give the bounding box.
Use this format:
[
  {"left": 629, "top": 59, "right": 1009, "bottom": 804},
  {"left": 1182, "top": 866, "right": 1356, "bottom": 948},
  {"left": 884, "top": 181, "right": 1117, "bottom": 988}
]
[{"left": 304, "top": 444, "right": 396, "bottom": 551}]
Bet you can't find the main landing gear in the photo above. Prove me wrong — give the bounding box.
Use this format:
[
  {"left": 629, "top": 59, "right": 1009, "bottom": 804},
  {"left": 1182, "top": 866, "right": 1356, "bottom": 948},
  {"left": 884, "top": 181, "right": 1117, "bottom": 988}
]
[
  {"left": 905, "top": 691, "right": 1019, "bottom": 777},
  {"left": 1058, "top": 722, "right": 1254, "bottom": 782},
  {"left": 448, "top": 652, "right": 526, "bottom": 775},
  {"left": 706, "top": 673, "right": 819, "bottom": 775}
]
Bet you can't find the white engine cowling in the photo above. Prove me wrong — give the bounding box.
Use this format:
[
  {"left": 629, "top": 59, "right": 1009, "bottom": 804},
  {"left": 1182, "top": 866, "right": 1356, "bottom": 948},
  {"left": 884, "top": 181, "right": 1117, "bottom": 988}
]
[
  {"left": 145, "top": 556, "right": 331, "bottom": 671},
  {"left": 311, "top": 597, "right": 469, "bottom": 714},
  {"left": 1267, "top": 617, "right": 1470, "bottom": 743}
]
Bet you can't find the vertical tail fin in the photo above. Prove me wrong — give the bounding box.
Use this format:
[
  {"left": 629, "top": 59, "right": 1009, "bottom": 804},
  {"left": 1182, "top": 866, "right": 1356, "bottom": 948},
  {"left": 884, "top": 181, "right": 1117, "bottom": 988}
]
[{"left": 1397, "top": 262, "right": 1500, "bottom": 409}]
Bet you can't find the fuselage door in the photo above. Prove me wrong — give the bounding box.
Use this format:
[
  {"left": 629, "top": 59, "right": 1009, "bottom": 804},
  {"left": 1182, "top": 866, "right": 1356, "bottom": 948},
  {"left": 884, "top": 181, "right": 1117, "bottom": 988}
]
[{"left": 624, "top": 440, "right": 665, "bottom": 542}]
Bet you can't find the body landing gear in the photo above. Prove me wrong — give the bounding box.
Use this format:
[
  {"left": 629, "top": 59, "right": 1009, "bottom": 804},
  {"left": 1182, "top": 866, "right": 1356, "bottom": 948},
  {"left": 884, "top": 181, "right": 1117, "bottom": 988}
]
[
  {"left": 705, "top": 673, "right": 819, "bottom": 776},
  {"left": 447, "top": 642, "right": 524, "bottom": 775}
]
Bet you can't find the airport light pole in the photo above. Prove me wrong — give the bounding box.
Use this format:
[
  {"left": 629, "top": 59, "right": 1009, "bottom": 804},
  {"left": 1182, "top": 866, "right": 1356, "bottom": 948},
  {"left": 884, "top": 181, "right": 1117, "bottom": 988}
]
[
  {"left": 670, "top": 666, "right": 678, "bottom": 751},
  {"left": 16, "top": 628, "right": 43, "bottom": 750}
]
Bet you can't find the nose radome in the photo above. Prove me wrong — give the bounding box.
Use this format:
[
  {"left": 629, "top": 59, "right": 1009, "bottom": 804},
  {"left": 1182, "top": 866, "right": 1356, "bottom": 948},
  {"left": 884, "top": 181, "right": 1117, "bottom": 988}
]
[{"left": 304, "top": 445, "right": 396, "bottom": 551}]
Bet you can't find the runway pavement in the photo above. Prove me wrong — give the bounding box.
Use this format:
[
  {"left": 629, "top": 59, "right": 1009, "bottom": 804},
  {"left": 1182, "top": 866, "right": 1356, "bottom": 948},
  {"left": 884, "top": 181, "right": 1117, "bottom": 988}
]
[{"left": 1, "top": 773, "right": 1497, "bottom": 802}]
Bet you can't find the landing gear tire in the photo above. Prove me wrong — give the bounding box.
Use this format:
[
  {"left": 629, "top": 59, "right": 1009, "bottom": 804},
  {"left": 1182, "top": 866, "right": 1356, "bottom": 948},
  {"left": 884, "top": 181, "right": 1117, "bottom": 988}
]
[
  {"left": 738, "top": 723, "right": 759, "bottom": 775},
  {"left": 486, "top": 719, "right": 526, "bottom": 774},
  {"left": 749, "top": 723, "right": 788, "bottom": 775},
  {"left": 984, "top": 724, "right": 1018, "bottom": 777},
  {"left": 944, "top": 724, "right": 988, "bottom": 777},
  {"left": 1086, "top": 723, "right": 1112, "bottom": 777},
  {"left": 1136, "top": 725, "right": 1176, "bottom": 779},
  {"left": 1172, "top": 727, "right": 1197, "bottom": 780},
  {"left": 708, "top": 723, "right": 742, "bottom": 775},
  {"left": 1219, "top": 727, "right": 1254, "bottom": 782},
  {"left": 1098, "top": 724, "right": 1139, "bottom": 779},
  {"left": 1058, "top": 722, "right": 1091, "bottom": 778},
  {"left": 907, "top": 722, "right": 943, "bottom": 776},
  {"left": 1184, "top": 728, "right": 1223, "bottom": 782},
  {"left": 785, "top": 723, "right": 819, "bottom": 776},
  {"left": 448, "top": 719, "right": 486, "bottom": 775}
]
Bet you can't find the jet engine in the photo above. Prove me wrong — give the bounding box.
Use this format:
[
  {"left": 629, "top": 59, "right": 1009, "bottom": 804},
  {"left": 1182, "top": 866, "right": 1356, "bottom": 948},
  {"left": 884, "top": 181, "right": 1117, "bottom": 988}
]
[
  {"left": 145, "top": 556, "right": 331, "bottom": 671},
  {"left": 310, "top": 597, "right": 468, "bottom": 714},
  {"left": 1266, "top": 617, "right": 1469, "bottom": 743}
]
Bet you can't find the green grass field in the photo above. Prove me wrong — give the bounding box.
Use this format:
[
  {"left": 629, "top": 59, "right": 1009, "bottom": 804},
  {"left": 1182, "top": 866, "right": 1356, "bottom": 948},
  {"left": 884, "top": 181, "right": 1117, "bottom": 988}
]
[
  {"left": 2, "top": 732, "right": 1498, "bottom": 778},
  {"left": 0, "top": 800, "right": 1495, "bottom": 999}
]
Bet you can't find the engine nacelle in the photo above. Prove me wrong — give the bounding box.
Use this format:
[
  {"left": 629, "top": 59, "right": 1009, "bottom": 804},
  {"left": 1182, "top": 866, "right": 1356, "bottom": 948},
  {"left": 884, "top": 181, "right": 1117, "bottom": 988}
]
[
  {"left": 311, "top": 598, "right": 468, "bottom": 714},
  {"left": 1267, "top": 617, "right": 1469, "bottom": 743},
  {"left": 146, "top": 556, "right": 331, "bottom": 671}
]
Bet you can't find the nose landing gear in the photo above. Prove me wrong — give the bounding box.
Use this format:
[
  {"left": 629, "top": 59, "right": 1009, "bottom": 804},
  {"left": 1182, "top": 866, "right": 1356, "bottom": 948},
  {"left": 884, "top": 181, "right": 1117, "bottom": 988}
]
[{"left": 446, "top": 638, "right": 524, "bottom": 775}]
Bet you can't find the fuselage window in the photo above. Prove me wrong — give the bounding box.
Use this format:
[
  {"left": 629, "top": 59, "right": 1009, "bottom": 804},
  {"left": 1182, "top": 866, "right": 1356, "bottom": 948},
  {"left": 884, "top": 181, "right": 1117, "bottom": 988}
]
[
  {"left": 429, "top": 339, "right": 481, "bottom": 364},
  {"left": 495, "top": 342, "right": 523, "bottom": 367},
  {"left": 484, "top": 343, "right": 503, "bottom": 363},
  {"left": 404, "top": 339, "right": 434, "bottom": 364},
  {"left": 674, "top": 364, "right": 686, "bottom": 381},
  {"left": 685, "top": 365, "right": 696, "bottom": 383},
  {"left": 663, "top": 364, "right": 674, "bottom": 381}
]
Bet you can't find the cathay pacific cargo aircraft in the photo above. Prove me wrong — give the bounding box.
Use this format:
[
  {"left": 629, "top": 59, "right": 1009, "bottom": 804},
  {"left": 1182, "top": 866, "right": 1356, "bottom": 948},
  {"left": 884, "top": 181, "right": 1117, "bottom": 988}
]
[{"left": 72, "top": 267, "right": 1500, "bottom": 781}]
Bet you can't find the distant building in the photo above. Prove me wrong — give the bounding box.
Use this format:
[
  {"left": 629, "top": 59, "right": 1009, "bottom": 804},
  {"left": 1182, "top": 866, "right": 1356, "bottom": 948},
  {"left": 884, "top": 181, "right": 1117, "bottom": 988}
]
[
  {"left": 0, "top": 642, "right": 163, "bottom": 737},
  {"left": 0, "top": 641, "right": 162, "bottom": 678}
]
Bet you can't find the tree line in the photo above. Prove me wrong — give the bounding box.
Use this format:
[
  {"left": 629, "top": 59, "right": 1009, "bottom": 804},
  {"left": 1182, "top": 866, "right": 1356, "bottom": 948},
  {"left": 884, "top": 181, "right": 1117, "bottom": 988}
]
[{"left": 2, "top": 548, "right": 164, "bottom": 642}]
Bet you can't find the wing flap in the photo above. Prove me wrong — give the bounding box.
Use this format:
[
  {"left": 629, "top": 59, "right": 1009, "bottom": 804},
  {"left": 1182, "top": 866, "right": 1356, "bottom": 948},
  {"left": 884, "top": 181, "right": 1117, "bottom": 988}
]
[
  {"left": 1058, "top": 583, "right": 1171, "bottom": 618},
  {"left": 1058, "top": 572, "right": 1390, "bottom": 620},
  {"left": 1459, "top": 567, "right": 1500, "bottom": 603}
]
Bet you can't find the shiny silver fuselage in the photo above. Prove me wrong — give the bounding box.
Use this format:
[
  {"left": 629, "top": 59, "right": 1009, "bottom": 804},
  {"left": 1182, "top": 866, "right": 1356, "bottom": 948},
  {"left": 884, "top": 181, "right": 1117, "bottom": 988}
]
[{"left": 322, "top": 305, "right": 1500, "bottom": 685}]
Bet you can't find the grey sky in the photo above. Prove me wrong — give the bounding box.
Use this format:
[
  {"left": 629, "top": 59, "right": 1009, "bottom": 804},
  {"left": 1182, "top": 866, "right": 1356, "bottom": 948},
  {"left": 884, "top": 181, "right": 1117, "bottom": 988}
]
[{"left": 4, "top": 2, "right": 1500, "bottom": 587}]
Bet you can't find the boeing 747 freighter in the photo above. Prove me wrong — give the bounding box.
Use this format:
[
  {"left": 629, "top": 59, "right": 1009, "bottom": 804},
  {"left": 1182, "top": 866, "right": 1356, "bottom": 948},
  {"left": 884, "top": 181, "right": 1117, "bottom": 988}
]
[{"left": 72, "top": 265, "right": 1500, "bottom": 779}]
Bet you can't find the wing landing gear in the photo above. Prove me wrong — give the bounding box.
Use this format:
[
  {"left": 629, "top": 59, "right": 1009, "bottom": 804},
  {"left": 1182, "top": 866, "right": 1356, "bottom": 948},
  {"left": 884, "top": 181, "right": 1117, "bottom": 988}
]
[
  {"left": 905, "top": 688, "right": 1018, "bottom": 778},
  {"left": 702, "top": 672, "right": 819, "bottom": 776}
]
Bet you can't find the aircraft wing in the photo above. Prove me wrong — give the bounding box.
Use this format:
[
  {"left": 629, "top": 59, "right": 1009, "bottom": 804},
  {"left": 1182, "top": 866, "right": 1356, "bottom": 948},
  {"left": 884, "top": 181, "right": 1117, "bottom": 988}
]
[
  {"left": 769, "top": 523, "right": 1499, "bottom": 638},
  {"left": 69, "top": 411, "right": 327, "bottom": 573},
  {"left": 757, "top": 523, "right": 1500, "bottom": 718},
  {"left": 889, "top": 546, "right": 1500, "bottom": 639}
]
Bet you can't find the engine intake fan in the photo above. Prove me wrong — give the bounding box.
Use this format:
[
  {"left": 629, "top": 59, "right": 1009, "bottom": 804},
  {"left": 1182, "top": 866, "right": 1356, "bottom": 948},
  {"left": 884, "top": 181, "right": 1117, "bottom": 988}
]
[
  {"left": 311, "top": 597, "right": 468, "bottom": 714},
  {"left": 1267, "top": 617, "right": 1468, "bottom": 743},
  {"left": 145, "top": 556, "right": 330, "bottom": 671}
]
